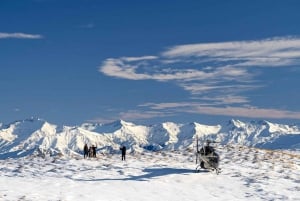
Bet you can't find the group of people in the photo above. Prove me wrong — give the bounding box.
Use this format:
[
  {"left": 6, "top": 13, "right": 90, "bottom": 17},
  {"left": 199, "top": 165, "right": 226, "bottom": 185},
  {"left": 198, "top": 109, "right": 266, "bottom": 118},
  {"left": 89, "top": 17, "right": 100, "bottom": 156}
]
[
  {"left": 83, "top": 143, "right": 127, "bottom": 161},
  {"left": 83, "top": 144, "right": 97, "bottom": 158}
]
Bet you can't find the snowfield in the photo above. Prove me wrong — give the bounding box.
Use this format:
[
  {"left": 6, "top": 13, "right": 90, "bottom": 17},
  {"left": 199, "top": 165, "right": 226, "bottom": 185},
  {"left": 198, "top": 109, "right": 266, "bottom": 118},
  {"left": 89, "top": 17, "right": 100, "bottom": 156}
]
[
  {"left": 1, "top": 118, "right": 300, "bottom": 200},
  {"left": 0, "top": 145, "right": 299, "bottom": 201}
]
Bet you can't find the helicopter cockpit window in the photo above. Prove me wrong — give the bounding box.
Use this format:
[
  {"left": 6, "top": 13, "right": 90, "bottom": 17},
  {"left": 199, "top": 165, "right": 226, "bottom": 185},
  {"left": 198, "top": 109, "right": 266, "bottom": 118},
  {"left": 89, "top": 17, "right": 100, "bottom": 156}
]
[{"left": 204, "top": 146, "right": 214, "bottom": 155}]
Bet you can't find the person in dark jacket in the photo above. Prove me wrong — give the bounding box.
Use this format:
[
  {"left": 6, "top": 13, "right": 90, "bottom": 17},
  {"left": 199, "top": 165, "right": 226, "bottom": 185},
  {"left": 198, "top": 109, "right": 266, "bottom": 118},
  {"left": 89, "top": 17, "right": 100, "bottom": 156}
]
[
  {"left": 91, "top": 145, "right": 97, "bottom": 158},
  {"left": 120, "top": 146, "right": 126, "bottom": 161},
  {"left": 83, "top": 143, "right": 89, "bottom": 159}
]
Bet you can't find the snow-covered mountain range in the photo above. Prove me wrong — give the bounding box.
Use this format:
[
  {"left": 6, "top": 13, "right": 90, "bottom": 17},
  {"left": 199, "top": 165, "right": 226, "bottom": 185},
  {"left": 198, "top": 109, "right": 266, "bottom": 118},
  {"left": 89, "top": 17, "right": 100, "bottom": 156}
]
[{"left": 1, "top": 117, "right": 300, "bottom": 159}]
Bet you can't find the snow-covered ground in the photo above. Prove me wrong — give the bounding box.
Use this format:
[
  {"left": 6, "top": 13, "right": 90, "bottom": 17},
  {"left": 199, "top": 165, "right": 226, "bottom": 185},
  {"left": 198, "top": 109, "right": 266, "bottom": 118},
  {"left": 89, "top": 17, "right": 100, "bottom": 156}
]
[
  {"left": 1, "top": 145, "right": 299, "bottom": 201},
  {"left": 1, "top": 118, "right": 300, "bottom": 200}
]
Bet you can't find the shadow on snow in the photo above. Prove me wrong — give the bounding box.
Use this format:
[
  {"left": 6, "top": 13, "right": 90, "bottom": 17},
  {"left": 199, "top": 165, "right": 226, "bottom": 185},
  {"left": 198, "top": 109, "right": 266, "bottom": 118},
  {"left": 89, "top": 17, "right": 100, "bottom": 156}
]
[{"left": 72, "top": 167, "right": 198, "bottom": 182}]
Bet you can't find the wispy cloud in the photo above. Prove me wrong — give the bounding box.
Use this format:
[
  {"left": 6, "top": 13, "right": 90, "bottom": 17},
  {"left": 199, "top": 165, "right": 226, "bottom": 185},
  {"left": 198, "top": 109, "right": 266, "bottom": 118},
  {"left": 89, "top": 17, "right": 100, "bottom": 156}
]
[
  {"left": 0, "top": 32, "right": 43, "bottom": 39},
  {"left": 119, "top": 110, "right": 173, "bottom": 120},
  {"left": 100, "top": 58, "right": 154, "bottom": 80},
  {"left": 140, "top": 102, "right": 300, "bottom": 120},
  {"left": 100, "top": 57, "right": 251, "bottom": 82},
  {"left": 88, "top": 110, "right": 172, "bottom": 124},
  {"left": 162, "top": 36, "right": 300, "bottom": 67},
  {"left": 99, "top": 37, "right": 300, "bottom": 91},
  {"left": 120, "top": 56, "right": 158, "bottom": 62},
  {"left": 191, "top": 106, "right": 300, "bottom": 120},
  {"left": 99, "top": 36, "right": 300, "bottom": 121}
]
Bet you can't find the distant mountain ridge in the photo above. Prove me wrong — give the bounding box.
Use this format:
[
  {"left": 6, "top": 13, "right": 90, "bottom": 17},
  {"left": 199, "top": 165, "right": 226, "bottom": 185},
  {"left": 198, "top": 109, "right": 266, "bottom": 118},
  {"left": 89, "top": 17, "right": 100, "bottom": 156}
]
[{"left": 0, "top": 117, "right": 300, "bottom": 159}]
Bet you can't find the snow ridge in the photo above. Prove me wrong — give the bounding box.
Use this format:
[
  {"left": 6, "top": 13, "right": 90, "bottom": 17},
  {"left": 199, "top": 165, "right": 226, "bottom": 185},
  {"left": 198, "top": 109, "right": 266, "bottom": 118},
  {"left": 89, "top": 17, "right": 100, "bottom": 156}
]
[{"left": 0, "top": 118, "right": 300, "bottom": 158}]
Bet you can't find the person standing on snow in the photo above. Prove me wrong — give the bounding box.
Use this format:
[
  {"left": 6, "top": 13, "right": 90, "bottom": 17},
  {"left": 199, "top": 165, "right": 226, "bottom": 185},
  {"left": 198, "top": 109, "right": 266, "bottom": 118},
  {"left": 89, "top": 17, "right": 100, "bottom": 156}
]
[
  {"left": 83, "top": 143, "right": 89, "bottom": 159},
  {"left": 91, "top": 145, "right": 97, "bottom": 158},
  {"left": 120, "top": 145, "right": 126, "bottom": 161}
]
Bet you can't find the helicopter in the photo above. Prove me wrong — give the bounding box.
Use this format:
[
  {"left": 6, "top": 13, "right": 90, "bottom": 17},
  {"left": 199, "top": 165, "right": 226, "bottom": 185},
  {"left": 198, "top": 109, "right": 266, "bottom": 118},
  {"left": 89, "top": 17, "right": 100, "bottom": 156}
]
[{"left": 195, "top": 136, "right": 221, "bottom": 174}]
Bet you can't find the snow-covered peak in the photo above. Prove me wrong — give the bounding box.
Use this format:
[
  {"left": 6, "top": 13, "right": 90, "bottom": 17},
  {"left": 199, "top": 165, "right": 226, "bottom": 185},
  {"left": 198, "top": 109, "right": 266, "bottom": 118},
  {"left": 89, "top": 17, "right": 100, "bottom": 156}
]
[
  {"left": 227, "top": 119, "right": 246, "bottom": 128},
  {"left": 193, "top": 122, "right": 221, "bottom": 135},
  {"left": 265, "top": 121, "right": 300, "bottom": 134},
  {"left": 2, "top": 117, "right": 45, "bottom": 136},
  {"left": 81, "top": 119, "right": 136, "bottom": 133},
  {"left": 1, "top": 118, "right": 300, "bottom": 159}
]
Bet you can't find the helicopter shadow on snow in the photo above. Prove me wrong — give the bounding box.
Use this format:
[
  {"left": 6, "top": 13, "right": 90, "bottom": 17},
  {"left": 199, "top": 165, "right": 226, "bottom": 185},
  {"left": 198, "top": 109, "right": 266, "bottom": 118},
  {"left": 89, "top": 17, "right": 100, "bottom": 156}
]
[
  {"left": 71, "top": 167, "right": 203, "bottom": 182},
  {"left": 122, "top": 167, "right": 196, "bottom": 181}
]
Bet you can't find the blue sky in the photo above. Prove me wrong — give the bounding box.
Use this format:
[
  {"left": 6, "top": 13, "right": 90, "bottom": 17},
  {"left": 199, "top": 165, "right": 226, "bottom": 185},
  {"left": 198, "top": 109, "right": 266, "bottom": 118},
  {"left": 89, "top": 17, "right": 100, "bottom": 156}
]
[{"left": 1, "top": 0, "right": 300, "bottom": 126}]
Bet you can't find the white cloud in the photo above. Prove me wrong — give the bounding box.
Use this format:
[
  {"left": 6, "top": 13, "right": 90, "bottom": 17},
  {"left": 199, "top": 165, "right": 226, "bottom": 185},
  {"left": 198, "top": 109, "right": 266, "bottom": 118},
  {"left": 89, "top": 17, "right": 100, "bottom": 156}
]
[
  {"left": 140, "top": 102, "right": 300, "bottom": 120},
  {"left": 87, "top": 117, "right": 116, "bottom": 124},
  {"left": 0, "top": 32, "right": 43, "bottom": 39},
  {"left": 139, "top": 102, "right": 197, "bottom": 110},
  {"left": 99, "top": 36, "right": 300, "bottom": 121},
  {"left": 100, "top": 58, "right": 152, "bottom": 80},
  {"left": 180, "top": 82, "right": 260, "bottom": 96},
  {"left": 119, "top": 110, "right": 173, "bottom": 120},
  {"left": 98, "top": 41, "right": 262, "bottom": 111},
  {"left": 99, "top": 37, "right": 299, "bottom": 97},
  {"left": 100, "top": 38, "right": 298, "bottom": 89},
  {"left": 190, "top": 106, "right": 300, "bottom": 120},
  {"left": 120, "top": 56, "right": 158, "bottom": 62},
  {"left": 200, "top": 96, "right": 250, "bottom": 105},
  {"left": 162, "top": 36, "right": 300, "bottom": 67},
  {"left": 88, "top": 110, "right": 173, "bottom": 123},
  {"left": 100, "top": 58, "right": 250, "bottom": 82}
]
